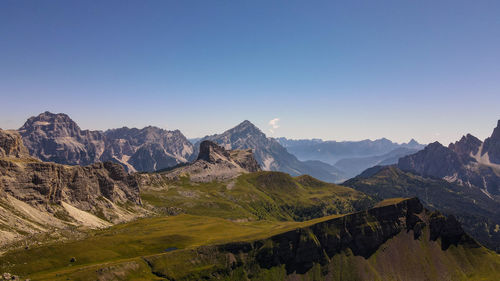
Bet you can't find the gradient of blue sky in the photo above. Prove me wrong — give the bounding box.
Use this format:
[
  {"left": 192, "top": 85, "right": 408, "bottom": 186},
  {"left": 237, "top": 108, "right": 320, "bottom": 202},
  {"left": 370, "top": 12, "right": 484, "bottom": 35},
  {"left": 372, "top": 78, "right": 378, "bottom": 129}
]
[{"left": 1, "top": 0, "right": 499, "bottom": 144}]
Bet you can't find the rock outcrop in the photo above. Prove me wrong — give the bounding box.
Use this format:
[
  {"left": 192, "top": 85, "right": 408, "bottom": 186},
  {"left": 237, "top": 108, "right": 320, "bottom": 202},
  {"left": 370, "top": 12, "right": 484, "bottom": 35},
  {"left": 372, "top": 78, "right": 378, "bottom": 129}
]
[
  {"left": 0, "top": 130, "right": 29, "bottom": 158},
  {"left": 146, "top": 140, "right": 261, "bottom": 183},
  {"left": 197, "top": 140, "right": 260, "bottom": 172}
]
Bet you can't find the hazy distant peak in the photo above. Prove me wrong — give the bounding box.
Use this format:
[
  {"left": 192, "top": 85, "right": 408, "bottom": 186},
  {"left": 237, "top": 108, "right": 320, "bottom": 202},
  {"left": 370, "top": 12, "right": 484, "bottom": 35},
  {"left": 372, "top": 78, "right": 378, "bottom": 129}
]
[{"left": 407, "top": 139, "right": 419, "bottom": 145}]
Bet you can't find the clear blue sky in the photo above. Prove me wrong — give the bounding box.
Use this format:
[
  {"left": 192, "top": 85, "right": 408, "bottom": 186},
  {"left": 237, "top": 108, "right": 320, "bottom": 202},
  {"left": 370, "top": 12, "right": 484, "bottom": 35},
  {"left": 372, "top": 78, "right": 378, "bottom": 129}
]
[{"left": 1, "top": 0, "right": 499, "bottom": 144}]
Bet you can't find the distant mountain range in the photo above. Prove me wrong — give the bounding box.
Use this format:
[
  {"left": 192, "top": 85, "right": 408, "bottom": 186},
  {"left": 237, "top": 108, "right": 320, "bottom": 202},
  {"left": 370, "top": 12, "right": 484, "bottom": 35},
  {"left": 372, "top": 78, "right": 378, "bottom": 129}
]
[
  {"left": 11, "top": 112, "right": 428, "bottom": 182},
  {"left": 277, "top": 136, "right": 424, "bottom": 179},
  {"left": 277, "top": 137, "right": 423, "bottom": 164}
]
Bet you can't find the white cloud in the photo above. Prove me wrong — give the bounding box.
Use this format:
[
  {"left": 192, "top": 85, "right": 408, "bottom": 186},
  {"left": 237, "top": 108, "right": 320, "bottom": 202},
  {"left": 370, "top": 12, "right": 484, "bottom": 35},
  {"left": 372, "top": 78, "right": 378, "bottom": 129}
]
[{"left": 268, "top": 118, "right": 280, "bottom": 133}]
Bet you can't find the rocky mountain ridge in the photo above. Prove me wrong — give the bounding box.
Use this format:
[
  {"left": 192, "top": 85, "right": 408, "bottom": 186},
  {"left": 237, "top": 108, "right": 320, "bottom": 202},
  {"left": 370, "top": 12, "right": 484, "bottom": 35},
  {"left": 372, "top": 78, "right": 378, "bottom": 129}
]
[
  {"left": 398, "top": 120, "right": 500, "bottom": 195},
  {"left": 17, "top": 111, "right": 193, "bottom": 173}
]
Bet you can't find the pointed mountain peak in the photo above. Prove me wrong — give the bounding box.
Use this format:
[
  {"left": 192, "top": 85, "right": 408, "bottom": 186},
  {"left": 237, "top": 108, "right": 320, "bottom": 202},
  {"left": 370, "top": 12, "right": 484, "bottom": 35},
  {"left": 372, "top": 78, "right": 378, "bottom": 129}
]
[
  {"left": 240, "top": 120, "right": 253, "bottom": 126},
  {"left": 408, "top": 138, "right": 419, "bottom": 145},
  {"left": 228, "top": 120, "right": 264, "bottom": 136},
  {"left": 234, "top": 120, "right": 259, "bottom": 130}
]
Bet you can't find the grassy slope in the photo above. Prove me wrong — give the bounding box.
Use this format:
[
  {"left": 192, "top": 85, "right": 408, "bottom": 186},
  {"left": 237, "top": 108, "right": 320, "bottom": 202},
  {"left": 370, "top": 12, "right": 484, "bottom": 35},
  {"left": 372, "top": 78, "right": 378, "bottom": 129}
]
[
  {"left": 141, "top": 171, "right": 374, "bottom": 221},
  {"left": 1, "top": 213, "right": 346, "bottom": 280}
]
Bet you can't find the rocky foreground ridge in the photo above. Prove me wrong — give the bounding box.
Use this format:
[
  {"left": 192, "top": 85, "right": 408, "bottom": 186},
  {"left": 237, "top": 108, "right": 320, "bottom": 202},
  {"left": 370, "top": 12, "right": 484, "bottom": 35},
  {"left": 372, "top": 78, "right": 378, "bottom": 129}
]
[
  {"left": 0, "top": 129, "right": 143, "bottom": 247},
  {"left": 144, "top": 198, "right": 497, "bottom": 281}
]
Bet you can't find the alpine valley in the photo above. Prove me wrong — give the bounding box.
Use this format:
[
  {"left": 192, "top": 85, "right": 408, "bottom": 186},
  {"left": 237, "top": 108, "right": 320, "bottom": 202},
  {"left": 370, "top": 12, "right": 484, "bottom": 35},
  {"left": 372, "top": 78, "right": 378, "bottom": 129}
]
[{"left": 0, "top": 112, "right": 499, "bottom": 281}]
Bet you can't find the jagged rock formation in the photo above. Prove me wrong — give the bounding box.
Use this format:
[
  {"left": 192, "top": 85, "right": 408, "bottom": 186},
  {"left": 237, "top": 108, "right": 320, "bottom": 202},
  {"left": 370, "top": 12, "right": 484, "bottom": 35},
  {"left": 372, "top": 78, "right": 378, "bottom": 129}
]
[
  {"left": 143, "top": 198, "right": 498, "bottom": 281},
  {"left": 192, "top": 120, "right": 344, "bottom": 183},
  {"left": 102, "top": 126, "right": 193, "bottom": 172},
  {"left": 146, "top": 140, "right": 261, "bottom": 182},
  {"left": 398, "top": 120, "right": 500, "bottom": 195},
  {"left": 17, "top": 112, "right": 193, "bottom": 172},
  {"left": 0, "top": 129, "right": 144, "bottom": 247}
]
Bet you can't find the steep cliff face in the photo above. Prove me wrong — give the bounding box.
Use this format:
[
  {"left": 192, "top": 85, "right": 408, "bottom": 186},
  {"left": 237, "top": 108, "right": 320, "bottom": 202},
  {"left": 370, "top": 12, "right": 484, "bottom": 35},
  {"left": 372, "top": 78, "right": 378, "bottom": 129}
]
[
  {"left": 483, "top": 120, "right": 500, "bottom": 164},
  {"left": 1, "top": 160, "right": 141, "bottom": 212},
  {"left": 144, "top": 198, "right": 498, "bottom": 281},
  {"left": 0, "top": 129, "right": 144, "bottom": 247},
  {"left": 197, "top": 140, "right": 260, "bottom": 172},
  {"left": 0, "top": 130, "right": 29, "bottom": 157}
]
